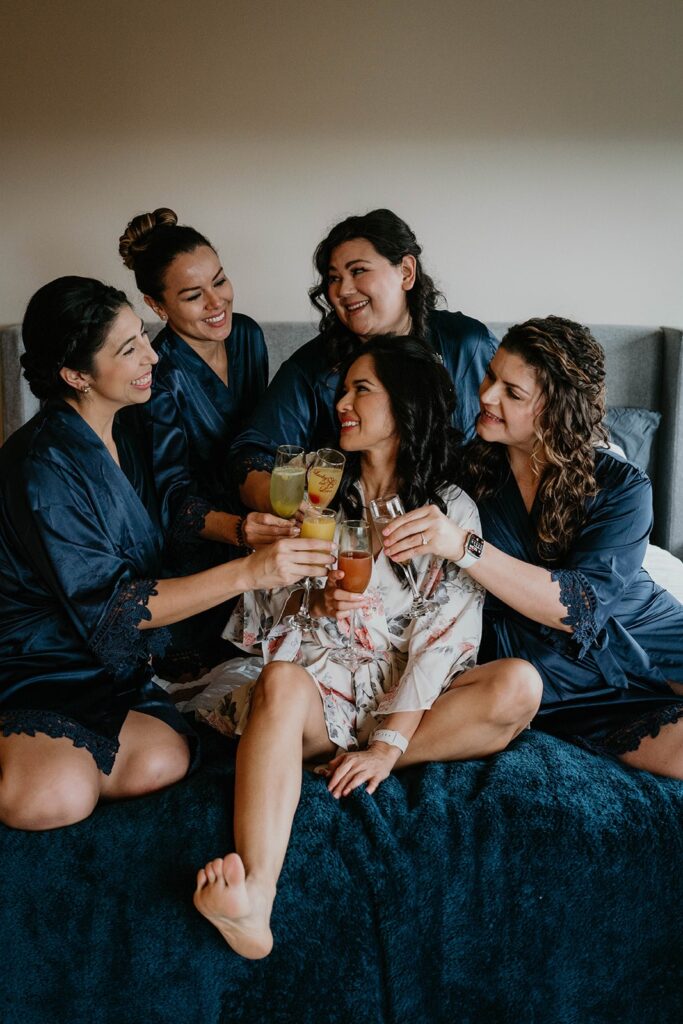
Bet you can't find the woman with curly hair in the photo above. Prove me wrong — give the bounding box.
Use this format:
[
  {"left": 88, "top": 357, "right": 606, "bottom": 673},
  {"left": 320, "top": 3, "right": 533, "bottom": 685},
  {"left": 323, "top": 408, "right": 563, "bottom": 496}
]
[
  {"left": 0, "top": 277, "right": 335, "bottom": 830},
  {"left": 382, "top": 316, "right": 683, "bottom": 776},
  {"left": 231, "top": 208, "right": 497, "bottom": 512},
  {"left": 194, "top": 338, "right": 541, "bottom": 958}
]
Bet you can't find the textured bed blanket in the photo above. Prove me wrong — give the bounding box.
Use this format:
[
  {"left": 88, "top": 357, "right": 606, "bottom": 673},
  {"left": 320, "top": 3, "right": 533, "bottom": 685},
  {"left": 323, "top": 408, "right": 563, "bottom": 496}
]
[{"left": 1, "top": 725, "right": 682, "bottom": 1024}]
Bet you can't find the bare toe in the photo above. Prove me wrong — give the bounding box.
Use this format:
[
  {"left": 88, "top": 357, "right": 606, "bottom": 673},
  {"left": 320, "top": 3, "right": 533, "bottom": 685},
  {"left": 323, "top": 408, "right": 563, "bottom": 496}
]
[{"left": 193, "top": 853, "right": 274, "bottom": 960}]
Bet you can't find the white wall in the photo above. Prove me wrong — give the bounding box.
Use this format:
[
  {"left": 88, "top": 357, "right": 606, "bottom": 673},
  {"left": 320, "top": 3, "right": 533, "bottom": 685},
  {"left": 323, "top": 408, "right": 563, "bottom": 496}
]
[{"left": 1, "top": 0, "right": 682, "bottom": 327}]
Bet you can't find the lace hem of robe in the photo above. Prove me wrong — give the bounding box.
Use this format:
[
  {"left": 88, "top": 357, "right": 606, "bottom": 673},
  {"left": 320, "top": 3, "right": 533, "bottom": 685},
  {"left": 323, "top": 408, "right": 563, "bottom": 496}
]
[
  {"left": 90, "top": 579, "right": 171, "bottom": 680},
  {"left": 168, "top": 495, "right": 214, "bottom": 549},
  {"left": 576, "top": 703, "right": 683, "bottom": 757},
  {"left": 0, "top": 709, "right": 119, "bottom": 774},
  {"left": 551, "top": 569, "right": 598, "bottom": 658},
  {"left": 232, "top": 452, "right": 275, "bottom": 484}
]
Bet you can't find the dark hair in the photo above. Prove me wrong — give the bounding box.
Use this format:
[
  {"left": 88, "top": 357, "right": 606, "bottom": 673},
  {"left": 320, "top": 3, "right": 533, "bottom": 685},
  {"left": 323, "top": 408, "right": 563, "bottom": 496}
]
[
  {"left": 309, "top": 209, "right": 444, "bottom": 367},
  {"left": 458, "top": 315, "right": 609, "bottom": 561},
  {"left": 118, "top": 207, "right": 214, "bottom": 301},
  {"left": 337, "top": 335, "right": 462, "bottom": 529},
  {"left": 20, "top": 276, "right": 131, "bottom": 402}
]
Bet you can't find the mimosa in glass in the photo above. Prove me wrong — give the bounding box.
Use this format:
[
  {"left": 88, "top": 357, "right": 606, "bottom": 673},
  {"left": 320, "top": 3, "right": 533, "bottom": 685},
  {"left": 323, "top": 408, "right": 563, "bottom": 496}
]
[
  {"left": 289, "top": 507, "right": 337, "bottom": 631},
  {"left": 331, "top": 520, "right": 375, "bottom": 670},
  {"left": 270, "top": 445, "right": 306, "bottom": 519},
  {"left": 307, "top": 448, "right": 345, "bottom": 509}
]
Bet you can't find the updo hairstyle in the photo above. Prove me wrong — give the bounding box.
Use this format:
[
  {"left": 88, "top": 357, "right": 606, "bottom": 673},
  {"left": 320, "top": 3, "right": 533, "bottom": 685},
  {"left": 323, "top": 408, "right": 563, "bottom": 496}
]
[
  {"left": 20, "top": 276, "right": 130, "bottom": 402},
  {"left": 118, "top": 207, "right": 214, "bottom": 301}
]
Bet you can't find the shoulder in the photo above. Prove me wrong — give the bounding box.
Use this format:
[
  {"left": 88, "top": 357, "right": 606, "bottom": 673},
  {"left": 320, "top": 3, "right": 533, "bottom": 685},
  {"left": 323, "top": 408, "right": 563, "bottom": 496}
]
[
  {"left": 428, "top": 309, "right": 494, "bottom": 346},
  {"left": 275, "top": 333, "right": 331, "bottom": 383},
  {"left": 1, "top": 407, "right": 89, "bottom": 501},
  {"left": 230, "top": 312, "right": 266, "bottom": 344},
  {"left": 593, "top": 447, "right": 651, "bottom": 498}
]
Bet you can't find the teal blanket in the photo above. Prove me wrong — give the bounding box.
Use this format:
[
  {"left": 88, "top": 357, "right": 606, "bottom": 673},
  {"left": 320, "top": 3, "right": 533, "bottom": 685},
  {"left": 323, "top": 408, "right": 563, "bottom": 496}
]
[{"left": 2, "top": 726, "right": 682, "bottom": 1024}]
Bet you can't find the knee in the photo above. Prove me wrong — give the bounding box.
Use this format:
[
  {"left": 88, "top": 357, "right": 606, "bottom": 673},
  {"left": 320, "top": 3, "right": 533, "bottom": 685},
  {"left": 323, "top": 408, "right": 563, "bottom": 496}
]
[
  {"left": 125, "top": 737, "right": 190, "bottom": 795},
  {"left": 0, "top": 770, "right": 99, "bottom": 831},
  {"left": 251, "top": 662, "right": 312, "bottom": 714},
  {"left": 486, "top": 659, "right": 543, "bottom": 729}
]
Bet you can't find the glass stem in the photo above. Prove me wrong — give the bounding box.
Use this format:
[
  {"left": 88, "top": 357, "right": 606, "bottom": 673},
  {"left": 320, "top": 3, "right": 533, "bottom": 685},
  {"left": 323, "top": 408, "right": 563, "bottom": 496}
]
[{"left": 300, "top": 578, "right": 312, "bottom": 617}]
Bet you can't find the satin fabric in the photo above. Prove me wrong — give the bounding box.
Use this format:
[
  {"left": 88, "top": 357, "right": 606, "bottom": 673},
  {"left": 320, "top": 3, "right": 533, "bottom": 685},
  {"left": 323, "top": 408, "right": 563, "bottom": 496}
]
[
  {"left": 477, "top": 449, "right": 683, "bottom": 739},
  {"left": 0, "top": 401, "right": 186, "bottom": 749},
  {"left": 229, "top": 309, "right": 498, "bottom": 480},
  {"left": 142, "top": 315, "right": 268, "bottom": 553}
]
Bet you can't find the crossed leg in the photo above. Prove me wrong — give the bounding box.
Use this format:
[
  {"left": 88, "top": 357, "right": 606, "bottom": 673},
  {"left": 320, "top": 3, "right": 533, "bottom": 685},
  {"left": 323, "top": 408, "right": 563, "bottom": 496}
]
[
  {"left": 0, "top": 710, "right": 190, "bottom": 831},
  {"left": 194, "top": 661, "right": 334, "bottom": 959}
]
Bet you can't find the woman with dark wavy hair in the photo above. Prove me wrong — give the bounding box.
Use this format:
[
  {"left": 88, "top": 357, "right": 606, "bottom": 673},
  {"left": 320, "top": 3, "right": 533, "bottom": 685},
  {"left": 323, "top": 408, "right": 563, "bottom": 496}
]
[
  {"left": 194, "top": 338, "right": 541, "bottom": 958},
  {"left": 231, "top": 208, "right": 497, "bottom": 512},
  {"left": 0, "top": 277, "right": 335, "bottom": 831},
  {"left": 382, "top": 317, "right": 683, "bottom": 777}
]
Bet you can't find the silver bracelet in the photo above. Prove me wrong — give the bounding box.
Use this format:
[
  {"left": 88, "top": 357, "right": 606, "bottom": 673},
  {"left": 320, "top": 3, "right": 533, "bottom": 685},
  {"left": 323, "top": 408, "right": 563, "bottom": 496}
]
[{"left": 369, "top": 728, "right": 409, "bottom": 754}]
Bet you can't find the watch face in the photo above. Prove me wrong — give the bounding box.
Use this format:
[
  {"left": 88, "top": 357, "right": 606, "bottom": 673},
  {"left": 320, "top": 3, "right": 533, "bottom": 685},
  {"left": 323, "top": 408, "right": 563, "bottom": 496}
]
[{"left": 466, "top": 533, "right": 484, "bottom": 558}]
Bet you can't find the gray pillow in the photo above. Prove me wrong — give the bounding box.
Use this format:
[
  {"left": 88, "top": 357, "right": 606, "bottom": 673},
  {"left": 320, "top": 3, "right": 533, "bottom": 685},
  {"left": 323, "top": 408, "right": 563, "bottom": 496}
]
[{"left": 604, "top": 407, "right": 661, "bottom": 477}]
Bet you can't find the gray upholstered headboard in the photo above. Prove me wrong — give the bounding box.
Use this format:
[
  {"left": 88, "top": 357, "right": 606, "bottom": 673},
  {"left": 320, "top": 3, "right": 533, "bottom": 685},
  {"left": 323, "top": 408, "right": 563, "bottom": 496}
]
[{"left": 2, "top": 319, "right": 682, "bottom": 557}]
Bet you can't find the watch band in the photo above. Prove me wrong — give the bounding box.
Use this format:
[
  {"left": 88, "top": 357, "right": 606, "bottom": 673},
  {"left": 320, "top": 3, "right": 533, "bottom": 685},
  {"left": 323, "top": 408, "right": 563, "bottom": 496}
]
[
  {"left": 454, "top": 531, "right": 484, "bottom": 569},
  {"left": 369, "top": 729, "right": 409, "bottom": 754}
]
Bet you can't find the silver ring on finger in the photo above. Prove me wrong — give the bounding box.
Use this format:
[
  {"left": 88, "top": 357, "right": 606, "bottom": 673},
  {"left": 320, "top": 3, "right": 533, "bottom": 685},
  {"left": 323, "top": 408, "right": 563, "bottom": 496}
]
[{"left": 421, "top": 531, "right": 428, "bottom": 546}]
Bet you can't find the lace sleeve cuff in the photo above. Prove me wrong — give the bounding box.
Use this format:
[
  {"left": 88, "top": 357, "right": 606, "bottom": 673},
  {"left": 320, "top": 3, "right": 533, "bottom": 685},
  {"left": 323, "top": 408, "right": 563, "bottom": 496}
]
[
  {"left": 551, "top": 568, "right": 599, "bottom": 657},
  {"left": 90, "top": 578, "right": 171, "bottom": 679},
  {"left": 231, "top": 452, "right": 275, "bottom": 485},
  {"left": 168, "top": 495, "right": 214, "bottom": 548}
]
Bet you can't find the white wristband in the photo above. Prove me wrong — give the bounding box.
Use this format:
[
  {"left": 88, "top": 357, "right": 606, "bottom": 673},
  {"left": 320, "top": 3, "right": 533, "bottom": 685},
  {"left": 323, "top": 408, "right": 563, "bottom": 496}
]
[{"left": 369, "top": 728, "right": 409, "bottom": 754}]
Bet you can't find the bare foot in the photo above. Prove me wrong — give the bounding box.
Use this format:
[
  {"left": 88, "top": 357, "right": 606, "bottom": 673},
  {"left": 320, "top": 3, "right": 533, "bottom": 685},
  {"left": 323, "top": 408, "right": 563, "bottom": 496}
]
[{"left": 193, "top": 853, "right": 274, "bottom": 959}]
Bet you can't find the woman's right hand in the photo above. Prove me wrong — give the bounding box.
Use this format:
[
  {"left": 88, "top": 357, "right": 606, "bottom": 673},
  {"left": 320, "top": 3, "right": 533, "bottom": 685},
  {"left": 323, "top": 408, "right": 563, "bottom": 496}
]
[
  {"left": 243, "top": 511, "right": 299, "bottom": 548},
  {"left": 246, "top": 537, "right": 335, "bottom": 590},
  {"left": 309, "top": 570, "right": 365, "bottom": 619},
  {"left": 382, "top": 505, "right": 467, "bottom": 564}
]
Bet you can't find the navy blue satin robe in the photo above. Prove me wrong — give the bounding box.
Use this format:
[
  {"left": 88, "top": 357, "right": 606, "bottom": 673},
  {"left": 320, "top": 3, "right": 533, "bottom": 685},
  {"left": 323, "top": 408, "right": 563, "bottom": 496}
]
[
  {"left": 143, "top": 314, "right": 268, "bottom": 565},
  {"left": 478, "top": 450, "right": 683, "bottom": 744},
  {"left": 0, "top": 401, "right": 192, "bottom": 773},
  {"left": 230, "top": 309, "right": 497, "bottom": 481}
]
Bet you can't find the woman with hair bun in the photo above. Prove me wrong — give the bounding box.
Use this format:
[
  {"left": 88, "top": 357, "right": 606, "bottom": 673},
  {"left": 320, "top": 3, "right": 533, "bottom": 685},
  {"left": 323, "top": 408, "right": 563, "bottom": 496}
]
[
  {"left": 382, "top": 316, "right": 683, "bottom": 777},
  {"left": 231, "top": 208, "right": 498, "bottom": 513},
  {"left": 120, "top": 208, "right": 295, "bottom": 675},
  {"left": 0, "top": 277, "right": 335, "bottom": 830}
]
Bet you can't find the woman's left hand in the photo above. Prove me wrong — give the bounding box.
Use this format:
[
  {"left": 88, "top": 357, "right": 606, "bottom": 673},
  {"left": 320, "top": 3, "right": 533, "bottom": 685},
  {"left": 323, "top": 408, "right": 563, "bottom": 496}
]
[
  {"left": 322, "top": 743, "right": 401, "bottom": 798},
  {"left": 243, "top": 511, "right": 300, "bottom": 548},
  {"left": 381, "top": 505, "right": 466, "bottom": 564}
]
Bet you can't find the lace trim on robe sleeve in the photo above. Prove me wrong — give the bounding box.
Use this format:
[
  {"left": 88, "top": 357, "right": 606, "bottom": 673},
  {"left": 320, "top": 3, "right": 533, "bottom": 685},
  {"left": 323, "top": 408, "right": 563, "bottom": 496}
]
[
  {"left": 90, "top": 578, "right": 171, "bottom": 680},
  {"left": 231, "top": 451, "right": 275, "bottom": 485},
  {"left": 168, "top": 495, "right": 214, "bottom": 549},
  {"left": 551, "top": 568, "right": 599, "bottom": 658}
]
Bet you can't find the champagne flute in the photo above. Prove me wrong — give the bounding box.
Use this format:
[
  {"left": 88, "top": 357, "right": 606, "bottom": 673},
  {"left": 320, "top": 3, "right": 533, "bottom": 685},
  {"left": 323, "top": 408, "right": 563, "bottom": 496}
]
[
  {"left": 331, "top": 520, "right": 375, "bottom": 670},
  {"left": 289, "top": 507, "right": 337, "bottom": 631},
  {"left": 307, "top": 448, "right": 345, "bottom": 509},
  {"left": 368, "top": 494, "right": 437, "bottom": 619},
  {"left": 270, "top": 445, "right": 306, "bottom": 519}
]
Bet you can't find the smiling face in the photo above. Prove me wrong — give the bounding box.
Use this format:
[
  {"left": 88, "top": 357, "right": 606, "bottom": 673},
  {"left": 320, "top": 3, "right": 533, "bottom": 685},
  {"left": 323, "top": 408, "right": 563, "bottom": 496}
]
[
  {"left": 336, "top": 353, "right": 399, "bottom": 458},
  {"left": 326, "top": 238, "right": 416, "bottom": 341},
  {"left": 61, "top": 305, "right": 158, "bottom": 413},
  {"left": 149, "top": 245, "right": 234, "bottom": 345},
  {"left": 477, "top": 347, "right": 545, "bottom": 453}
]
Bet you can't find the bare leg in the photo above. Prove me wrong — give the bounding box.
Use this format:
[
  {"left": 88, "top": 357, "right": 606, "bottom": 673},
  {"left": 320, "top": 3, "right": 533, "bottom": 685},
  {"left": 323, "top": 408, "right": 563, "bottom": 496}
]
[
  {"left": 397, "top": 658, "right": 543, "bottom": 767},
  {"left": 618, "top": 714, "right": 683, "bottom": 779},
  {"left": 100, "top": 710, "right": 190, "bottom": 800},
  {"left": 194, "top": 662, "right": 333, "bottom": 958},
  {"left": 0, "top": 710, "right": 189, "bottom": 830}
]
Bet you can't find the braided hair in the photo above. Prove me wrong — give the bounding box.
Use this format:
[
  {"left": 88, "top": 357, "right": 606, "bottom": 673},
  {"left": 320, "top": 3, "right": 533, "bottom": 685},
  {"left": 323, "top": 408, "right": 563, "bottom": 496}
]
[
  {"left": 21, "top": 276, "right": 130, "bottom": 402},
  {"left": 458, "top": 315, "right": 609, "bottom": 562},
  {"left": 309, "top": 209, "right": 444, "bottom": 368},
  {"left": 337, "top": 335, "right": 462, "bottom": 521},
  {"left": 119, "top": 207, "right": 214, "bottom": 301}
]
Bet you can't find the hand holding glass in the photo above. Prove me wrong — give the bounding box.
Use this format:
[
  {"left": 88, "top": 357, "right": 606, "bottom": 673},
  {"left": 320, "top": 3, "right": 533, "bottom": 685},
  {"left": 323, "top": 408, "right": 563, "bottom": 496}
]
[{"left": 368, "top": 495, "right": 436, "bottom": 619}]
